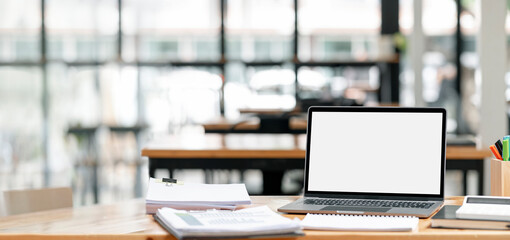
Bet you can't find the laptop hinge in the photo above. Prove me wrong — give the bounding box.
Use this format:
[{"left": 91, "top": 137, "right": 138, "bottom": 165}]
[{"left": 305, "top": 194, "right": 443, "bottom": 201}]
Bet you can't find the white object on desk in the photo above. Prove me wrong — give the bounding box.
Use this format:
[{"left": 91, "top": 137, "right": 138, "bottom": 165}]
[
  {"left": 155, "top": 206, "right": 302, "bottom": 239},
  {"left": 146, "top": 178, "right": 251, "bottom": 214},
  {"left": 456, "top": 195, "right": 510, "bottom": 221},
  {"left": 300, "top": 213, "right": 419, "bottom": 232}
]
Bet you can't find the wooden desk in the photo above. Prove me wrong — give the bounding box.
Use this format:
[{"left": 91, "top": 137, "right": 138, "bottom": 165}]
[
  {"left": 142, "top": 134, "right": 492, "bottom": 195},
  {"left": 2, "top": 196, "right": 510, "bottom": 240}
]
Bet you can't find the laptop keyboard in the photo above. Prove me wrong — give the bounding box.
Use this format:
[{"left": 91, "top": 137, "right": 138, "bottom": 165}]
[{"left": 304, "top": 198, "right": 434, "bottom": 209}]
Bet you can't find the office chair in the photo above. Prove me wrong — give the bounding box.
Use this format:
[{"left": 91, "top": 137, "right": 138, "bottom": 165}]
[{"left": 0, "top": 187, "right": 73, "bottom": 216}]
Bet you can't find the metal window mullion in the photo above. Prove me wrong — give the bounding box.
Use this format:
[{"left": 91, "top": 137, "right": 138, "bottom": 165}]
[
  {"left": 220, "top": 0, "right": 226, "bottom": 115},
  {"left": 293, "top": 0, "right": 299, "bottom": 104},
  {"left": 118, "top": 0, "right": 122, "bottom": 61},
  {"left": 455, "top": 0, "right": 463, "bottom": 134},
  {"left": 380, "top": 0, "right": 400, "bottom": 104},
  {"left": 41, "top": 0, "right": 50, "bottom": 187}
]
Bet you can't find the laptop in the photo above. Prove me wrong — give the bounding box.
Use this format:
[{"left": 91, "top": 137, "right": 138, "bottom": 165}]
[{"left": 278, "top": 106, "right": 446, "bottom": 218}]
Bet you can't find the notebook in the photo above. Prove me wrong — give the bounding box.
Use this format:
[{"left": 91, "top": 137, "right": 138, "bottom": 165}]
[
  {"left": 278, "top": 107, "right": 446, "bottom": 218},
  {"left": 301, "top": 213, "right": 419, "bottom": 231}
]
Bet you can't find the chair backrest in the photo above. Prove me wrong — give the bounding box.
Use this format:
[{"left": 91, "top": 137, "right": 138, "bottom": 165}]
[{"left": 0, "top": 187, "right": 73, "bottom": 216}]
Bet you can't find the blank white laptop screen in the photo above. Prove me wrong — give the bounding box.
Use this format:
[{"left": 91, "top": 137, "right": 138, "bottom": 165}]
[{"left": 307, "top": 111, "right": 443, "bottom": 195}]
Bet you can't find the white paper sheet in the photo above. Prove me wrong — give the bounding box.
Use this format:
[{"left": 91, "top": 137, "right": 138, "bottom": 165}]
[
  {"left": 146, "top": 178, "right": 251, "bottom": 205},
  {"left": 301, "top": 213, "right": 418, "bottom": 231}
]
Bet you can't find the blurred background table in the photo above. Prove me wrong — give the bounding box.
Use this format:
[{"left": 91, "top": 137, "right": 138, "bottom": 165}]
[{"left": 142, "top": 134, "right": 491, "bottom": 195}]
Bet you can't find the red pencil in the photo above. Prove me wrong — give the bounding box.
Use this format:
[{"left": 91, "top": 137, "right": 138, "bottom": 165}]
[{"left": 490, "top": 145, "right": 503, "bottom": 160}]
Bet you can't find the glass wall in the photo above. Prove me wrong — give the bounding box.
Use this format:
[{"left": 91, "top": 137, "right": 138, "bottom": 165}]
[
  {"left": 298, "top": 0, "right": 381, "bottom": 61},
  {"left": 0, "top": 0, "right": 40, "bottom": 61},
  {"left": 141, "top": 66, "right": 222, "bottom": 132},
  {"left": 46, "top": 0, "right": 118, "bottom": 61},
  {"left": 297, "top": 0, "right": 382, "bottom": 106},
  {"left": 123, "top": 0, "right": 220, "bottom": 62},
  {"left": 0, "top": 0, "right": 478, "bottom": 203},
  {"left": 0, "top": 67, "right": 44, "bottom": 189},
  {"left": 459, "top": 0, "right": 479, "bottom": 134},
  {"left": 226, "top": 0, "right": 293, "bottom": 61},
  {"left": 422, "top": 0, "right": 458, "bottom": 132},
  {"left": 224, "top": 0, "right": 295, "bottom": 118},
  {"left": 400, "top": 0, "right": 473, "bottom": 133}
]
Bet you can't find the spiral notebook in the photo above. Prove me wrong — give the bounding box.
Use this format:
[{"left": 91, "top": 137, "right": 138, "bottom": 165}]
[{"left": 301, "top": 214, "right": 419, "bottom": 232}]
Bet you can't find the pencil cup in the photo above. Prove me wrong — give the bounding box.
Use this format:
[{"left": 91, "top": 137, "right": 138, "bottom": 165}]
[{"left": 491, "top": 159, "right": 510, "bottom": 196}]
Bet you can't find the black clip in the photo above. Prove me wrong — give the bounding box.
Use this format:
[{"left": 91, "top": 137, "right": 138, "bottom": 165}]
[{"left": 162, "top": 178, "right": 178, "bottom": 186}]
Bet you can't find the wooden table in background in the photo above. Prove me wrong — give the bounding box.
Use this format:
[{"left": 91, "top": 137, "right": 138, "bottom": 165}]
[
  {"left": 143, "top": 134, "right": 307, "bottom": 194},
  {"left": 202, "top": 116, "right": 308, "bottom": 134},
  {"left": 2, "top": 196, "right": 510, "bottom": 240},
  {"left": 142, "top": 134, "right": 492, "bottom": 195}
]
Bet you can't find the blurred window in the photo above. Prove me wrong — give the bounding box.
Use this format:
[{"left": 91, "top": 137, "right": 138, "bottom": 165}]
[
  {"left": 298, "top": 0, "right": 381, "bottom": 61},
  {"left": 46, "top": 0, "right": 118, "bottom": 61},
  {"left": 458, "top": 0, "right": 479, "bottom": 134},
  {"left": 226, "top": 0, "right": 294, "bottom": 61},
  {"left": 0, "top": 67, "right": 43, "bottom": 189},
  {"left": 122, "top": 0, "right": 220, "bottom": 62},
  {"left": 141, "top": 67, "right": 222, "bottom": 132},
  {"left": 0, "top": 0, "right": 479, "bottom": 199},
  {"left": 0, "top": 0, "right": 41, "bottom": 61},
  {"left": 297, "top": 66, "right": 379, "bottom": 104},
  {"left": 400, "top": 0, "right": 462, "bottom": 133},
  {"left": 224, "top": 0, "right": 295, "bottom": 116}
]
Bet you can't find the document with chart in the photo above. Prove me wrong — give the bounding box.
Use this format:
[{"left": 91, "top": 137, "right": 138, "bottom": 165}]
[{"left": 154, "top": 206, "right": 302, "bottom": 239}]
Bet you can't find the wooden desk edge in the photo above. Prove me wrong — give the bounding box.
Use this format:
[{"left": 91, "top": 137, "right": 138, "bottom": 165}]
[
  {"left": 141, "top": 149, "right": 306, "bottom": 159},
  {"left": 142, "top": 146, "right": 492, "bottom": 160}
]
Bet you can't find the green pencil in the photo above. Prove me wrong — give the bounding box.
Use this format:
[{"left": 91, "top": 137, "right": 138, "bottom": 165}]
[{"left": 503, "top": 139, "right": 509, "bottom": 161}]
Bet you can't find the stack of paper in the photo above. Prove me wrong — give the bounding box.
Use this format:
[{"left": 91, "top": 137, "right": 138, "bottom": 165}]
[
  {"left": 431, "top": 196, "right": 510, "bottom": 230},
  {"left": 154, "top": 206, "right": 303, "bottom": 240},
  {"left": 431, "top": 205, "right": 510, "bottom": 230},
  {"left": 146, "top": 178, "right": 251, "bottom": 214}
]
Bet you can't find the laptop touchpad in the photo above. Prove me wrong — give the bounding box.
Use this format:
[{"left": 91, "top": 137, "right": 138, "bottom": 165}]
[{"left": 321, "top": 206, "right": 391, "bottom": 212}]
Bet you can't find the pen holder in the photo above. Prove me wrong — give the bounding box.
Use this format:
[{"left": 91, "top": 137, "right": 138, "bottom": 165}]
[{"left": 491, "top": 159, "right": 510, "bottom": 196}]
